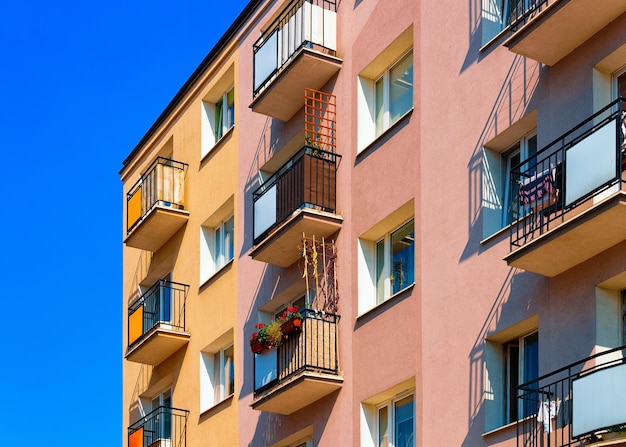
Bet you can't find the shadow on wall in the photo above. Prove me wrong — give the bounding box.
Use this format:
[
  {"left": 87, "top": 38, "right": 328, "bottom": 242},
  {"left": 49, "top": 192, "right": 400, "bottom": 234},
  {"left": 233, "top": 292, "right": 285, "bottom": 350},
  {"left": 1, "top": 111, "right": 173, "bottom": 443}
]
[
  {"left": 460, "top": 54, "right": 541, "bottom": 262},
  {"left": 462, "top": 267, "right": 546, "bottom": 446}
]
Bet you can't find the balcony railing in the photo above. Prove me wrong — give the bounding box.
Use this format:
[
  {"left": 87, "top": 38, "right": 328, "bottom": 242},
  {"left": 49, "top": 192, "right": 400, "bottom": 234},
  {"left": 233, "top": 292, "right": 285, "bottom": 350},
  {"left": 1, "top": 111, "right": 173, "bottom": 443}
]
[
  {"left": 505, "top": 0, "right": 553, "bottom": 31},
  {"left": 517, "top": 345, "right": 626, "bottom": 447},
  {"left": 253, "top": 146, "right": 340, "bottom": 245},
  {"left": 126, "top": 280, "right": 189, "bottom": 365},
  {"left": 128, "top": 406, "right": 189, "bottom": 447},
  {"left": 509, "top": 98, "right": 626, "bottom": 251},
  {"left": 253, "top": 0, "right": 337, "bottom": 97},
  {"left": 127, "top": 157, "right": 188, "bottom": 234},
  {"left": 252, "top": 309, "right": 342, "bottom": 414}
]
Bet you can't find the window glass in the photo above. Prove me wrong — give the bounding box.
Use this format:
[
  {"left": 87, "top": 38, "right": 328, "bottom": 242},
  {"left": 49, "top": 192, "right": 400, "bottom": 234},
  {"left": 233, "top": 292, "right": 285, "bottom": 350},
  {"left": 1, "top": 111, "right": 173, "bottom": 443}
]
[
  {"left": 391, "top": 220, "right": 415, "bottom": 295},
  {"left": 389, "top": 52, "right": 413, "bottom": 125},
  {"left": 395, "top": 395, "right": 415, "bottom": 447},
  {"left": 227, "top": 88, "right": 235, "bottom": 129},
  {"left": 376, "top": 239, "right": 386, "bottom": 304},
  {"left": 378, "top": 405, "right": 389, "bottom": 447},
  {"left": 375, "top": 77, "right": 385, "bottom": 136}
]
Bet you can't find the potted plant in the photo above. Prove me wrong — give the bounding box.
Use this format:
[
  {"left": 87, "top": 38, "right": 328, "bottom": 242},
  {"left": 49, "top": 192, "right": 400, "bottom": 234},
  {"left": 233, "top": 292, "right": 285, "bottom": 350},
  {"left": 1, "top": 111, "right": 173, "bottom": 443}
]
[
  {"left": 280, "top": 306, "right": 303, "bottom": 335},
  {"left": 249, "top": 321, "right": 284, "bottom": 354}
]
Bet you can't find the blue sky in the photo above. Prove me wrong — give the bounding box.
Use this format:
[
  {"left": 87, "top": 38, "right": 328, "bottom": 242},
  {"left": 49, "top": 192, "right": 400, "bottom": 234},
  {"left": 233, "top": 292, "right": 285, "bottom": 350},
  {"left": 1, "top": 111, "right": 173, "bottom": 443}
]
[{"left": 0, "top": 1, "right": 249, "bottom": 445}]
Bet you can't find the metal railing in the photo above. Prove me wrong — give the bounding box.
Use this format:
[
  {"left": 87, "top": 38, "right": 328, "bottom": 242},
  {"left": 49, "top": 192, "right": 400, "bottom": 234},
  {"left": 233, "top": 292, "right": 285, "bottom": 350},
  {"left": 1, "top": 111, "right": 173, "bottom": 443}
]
[
  {"left": 506, "top": 0, "right": 554, "bottom": 31},
  {"left": 509, "top": 98, "right": 626, "bottom": 250},
  {"left": 254, "top": 309, "right": 340, "bottom": 394},
  {"left": 127, "top": 280, "right": 189, "bottom": 349},
  {"left": 517, "top": 345, "right": 626, "bottom": 447},
  {"left": 128, "top": 406, "right": 189, "bottom": 447},
  {"left": 252, "top": 0, "right": 338, "bottom": 96},
  {"left": 126, "top": 157, "right": 188, "bottom": 234},
  {"left": 252, "top": 146, "right": 340, "bottom": 244}
]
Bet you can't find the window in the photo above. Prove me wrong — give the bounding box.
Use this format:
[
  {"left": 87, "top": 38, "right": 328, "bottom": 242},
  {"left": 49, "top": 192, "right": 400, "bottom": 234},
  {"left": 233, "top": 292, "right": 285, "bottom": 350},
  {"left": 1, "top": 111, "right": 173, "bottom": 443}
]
[
  {"left": 374, "top": 51, "right": 413, "bottom": 137},
  {"left": 201, "top": 80, "right": 235, "bottom": 158},
  {"left": 149, "top": 390, "right": 172, "bottom": 442},
  {"left": 501, "top": 133, "right": 537, "bottom": 227},
  {"left": 377, "top": 394, "right": 415, "bottom": 447},
  {"left": 504, "top": 331, "right": 538, "bottom": 424},
  {"left": 375, "top": 220, "right": 415, "bottom": 303},
  {"left": 358, "top": 201, "right": 415, "bottom": 314},
  {"left": 200, "top": 214, "right": 234, "bottom": 283},
  {"left": 357, "top": 27, "right": 413, "bottom": 151},
  {"left": 361, "top": 382, "right": 416, "bottom": 447},
  {"left": 481, "top": 110, "right": 537, "bottom": 239},
  {"left": 481, "top": 0, "right": 532, "bottom": 45},
  {"left": 200, "top": 344, "right": 234, "bottom": 412}
]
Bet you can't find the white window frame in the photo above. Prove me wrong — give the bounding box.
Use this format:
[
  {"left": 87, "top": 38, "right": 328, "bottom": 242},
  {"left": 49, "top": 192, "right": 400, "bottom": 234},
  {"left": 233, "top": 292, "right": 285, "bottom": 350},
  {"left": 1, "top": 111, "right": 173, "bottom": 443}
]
[
  {"left": 375, "top": 392, "right": 415, "bottom": 447},
  {"left": 200, "top": 344, "right": 234, "bottom": 412},
  {"left": 359, "top": 218, "right": 415, "bottom": 314},
  {"left": 201, "top": 86, "right": 235, "bottom": 158},
  {"left": 501, "top": 132, "right": 537, "bottom": 227},
  {"left": 200, "top": 214, "right": 234, "bottom": 283},
  {"left": 504, "top": 331, "right": 539, "bottom": 424},
  {"left": 374, "top": 50, "right": 413, "bottom": 137},
  {"left": 357, "top": 31, "right": 413, "bottom": 152}
]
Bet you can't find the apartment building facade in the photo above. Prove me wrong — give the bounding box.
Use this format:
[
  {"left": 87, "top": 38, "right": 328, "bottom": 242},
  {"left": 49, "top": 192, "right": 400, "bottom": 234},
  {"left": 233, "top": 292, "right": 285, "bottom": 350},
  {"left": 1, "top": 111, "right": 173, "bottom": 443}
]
[{"left": 120, "top": 0, "right": 626, "bottom": 446}]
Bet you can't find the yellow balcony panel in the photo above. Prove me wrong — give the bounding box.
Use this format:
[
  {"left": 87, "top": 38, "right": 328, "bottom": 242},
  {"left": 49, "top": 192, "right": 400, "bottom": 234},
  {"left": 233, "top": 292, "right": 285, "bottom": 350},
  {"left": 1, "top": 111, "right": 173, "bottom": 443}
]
[
  {"left": 505, "top": 192, "right": 626, "bottom": 277},
  {"left": 250, "top": 208, "right": 342, "bottom": 267},
  {"left": 124, "top": 205, "right": 189, "bottom": 252},
  {"left": 504, "top": 0, "right": 626, "bottom": 66},
  {"left": 126, "top": 280, "right": 189, "bottom": 366},
  {"left": 250, "top": 48, "right": 342, "bottom": 122},
  {"left": 125, "top": 325, "right": 190, "bottom": 366},
  {"left": 252, "top": 372, "right": 343, "bottom": 415}
]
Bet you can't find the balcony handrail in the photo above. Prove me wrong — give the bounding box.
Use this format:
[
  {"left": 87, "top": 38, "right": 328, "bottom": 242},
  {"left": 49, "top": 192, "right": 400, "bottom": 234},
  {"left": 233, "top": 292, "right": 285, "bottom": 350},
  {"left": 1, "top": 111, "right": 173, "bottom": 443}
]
[
  {"left": 252, "top": 0, "right": 338, "bottom": 96},
  {"left": 127, "top": 280, "right": 189, "bottom": 350},
  {"left": 516, "top": 345, "right": 626, "bottom": 447},
  {"left": 253, "top": 308, "right": 341, "bottom": 394},
  {"left": 252, "top": 146, "right": 341, "bottom": 244},
  {"left": 506, "top": 0, "right": 555, "bottom": 31},
  {"left": 128, "top": 406, "right": 189, "bottom": 447},
  {"left": 126, "top": 157, "right": 189, "bottom": 234},
  {"left": 509, "top": 97, "right": 625, "bottom": 249}
]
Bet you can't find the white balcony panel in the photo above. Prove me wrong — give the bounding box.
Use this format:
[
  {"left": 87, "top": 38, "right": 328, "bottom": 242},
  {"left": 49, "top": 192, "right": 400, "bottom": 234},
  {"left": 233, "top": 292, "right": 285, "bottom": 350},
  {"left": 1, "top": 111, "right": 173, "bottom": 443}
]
[{"left": 572, "top": 362, "right": 626, "bottom": 437}]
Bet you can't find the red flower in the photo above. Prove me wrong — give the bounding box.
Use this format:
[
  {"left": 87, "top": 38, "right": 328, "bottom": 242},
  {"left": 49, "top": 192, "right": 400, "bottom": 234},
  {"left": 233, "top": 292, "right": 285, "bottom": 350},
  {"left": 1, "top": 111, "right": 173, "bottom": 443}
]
[
  {"left": 287, "top": 306, "right": 298, "bottom": 313},
  {"left": 255, "top": 323, "right": 265, "bottom": 329}
]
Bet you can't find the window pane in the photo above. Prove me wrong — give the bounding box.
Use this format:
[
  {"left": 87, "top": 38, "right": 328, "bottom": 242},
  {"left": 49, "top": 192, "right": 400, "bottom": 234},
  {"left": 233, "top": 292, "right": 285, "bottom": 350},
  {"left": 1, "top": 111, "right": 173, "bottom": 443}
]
[
  {"left": 376, "top": 239, "right": 386, "bottom": 304},
  {"left": 225, "top": 345, "right": 235, "bottom": 397},
  {"left": 378, "top": 405, "right": 389, "bottom": 447},
  {"left": 215, "top": 225, "right": 223, "bottom": 267},
  {"left": 375, "top": 77, "right": 384, "bottom": 136},
  {"left": 522, "top": 332, "right": 539, "bottom": 418},
  {"left": 389, "top": 52, "right": 413, "bottom": 125},
  {"left": 504, "top": 147, "right": 521, "bottom": 225},
  {"left": 227, "top": 88, "right": 235, "bottom": 129},
  {"left": 395, "top": 395, "right": 415, "bottom": 447},
  {"left": 215, "top": 97, "right": 224, "bottom": 140},
  {"left": 224, "top": 215, "right": 234, "bottom": 263},
  {"left": 391, "top": 220, "right": 415, "bottom": 294}
]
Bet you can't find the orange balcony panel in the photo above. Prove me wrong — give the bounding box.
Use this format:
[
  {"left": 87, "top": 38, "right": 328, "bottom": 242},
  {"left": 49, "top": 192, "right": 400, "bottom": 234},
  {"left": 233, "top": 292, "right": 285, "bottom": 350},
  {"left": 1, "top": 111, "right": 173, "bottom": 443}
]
[
  {"left": 124, "top": 206, "right": 189, "bottom": 252},
  {"left": 250, "top": 48, "right": 342, "bottom": 122},
  {"left": 250, "top": 208, "right": 342, "bottom": 267},
  {"left": 125, "top": 325, "right": 190, "bottom": 366},
  {"left": 252, "top": 373, "right": 343, "bottom": 415},
  {"left": 505, "top": 192, "right": 626, "bottom": 277},
  {"left": 504, "top": 0, "right": 626, "bottom": 66},
  {"left": 128, "top": 427, "right": 143, "bottom": 447}
]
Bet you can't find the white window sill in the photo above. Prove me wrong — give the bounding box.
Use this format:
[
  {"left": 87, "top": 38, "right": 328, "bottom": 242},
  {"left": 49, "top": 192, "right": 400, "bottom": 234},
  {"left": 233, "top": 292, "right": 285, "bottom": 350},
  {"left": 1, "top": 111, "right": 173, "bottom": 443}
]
[
  {"left": 357, "top": 283, "right": 415, "bottom": 320},
  {"left": 200, "top": 258, "right": 234, "bottom": 289},
  {"left": 201, "top": 125, "right": 235, "bottom": 163},
  {"left": 199, "top": 394, "right": 234, "bottom": 418},
  {"left": 357, "top": 108, "right": 414, "bottom": 157}
]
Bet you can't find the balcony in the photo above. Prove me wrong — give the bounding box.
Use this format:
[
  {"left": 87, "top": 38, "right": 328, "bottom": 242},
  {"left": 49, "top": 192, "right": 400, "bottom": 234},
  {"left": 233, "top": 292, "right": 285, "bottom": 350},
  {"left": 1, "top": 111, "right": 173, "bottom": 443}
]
[
  {"left": 128, "top": 406, "right": 189, "bottom": 447},
  {"left": 125, "top": 157, "right": 189, "bottom": 252},
  {"left": 503, "top": 0, "right": 626, "bottom": 66},
  {"left": 126, "top": 280, "right": 189, "bottom": 366},
  {"left": 250, "top": 0, "right": 341, "bottom": 121},
  {"left": 250, "top": 147, "right": 342, "bottom": 267},
  {"left": 505, "top": 99, "right": 626, "bottom": 277},
  {"left": 252, "top": 309, "right": 342, "bottom": 415},
  {"left": 517, "top": 346, "right": 626, "bottom": 447}
]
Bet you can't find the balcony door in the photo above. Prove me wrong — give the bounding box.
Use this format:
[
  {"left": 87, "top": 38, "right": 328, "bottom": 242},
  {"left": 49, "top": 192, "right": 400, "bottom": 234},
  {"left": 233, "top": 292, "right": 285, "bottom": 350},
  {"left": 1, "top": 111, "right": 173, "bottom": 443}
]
[{"left": 150, "top": 389, "right": 172, "bottom": 444}]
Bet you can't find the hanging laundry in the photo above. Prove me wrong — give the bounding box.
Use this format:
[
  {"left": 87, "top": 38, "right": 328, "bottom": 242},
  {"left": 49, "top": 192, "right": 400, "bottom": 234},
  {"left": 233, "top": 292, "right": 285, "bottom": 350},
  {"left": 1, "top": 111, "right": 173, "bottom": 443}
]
[{"left": 537, "top": 398, "right": 561, "bottom": 433}]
